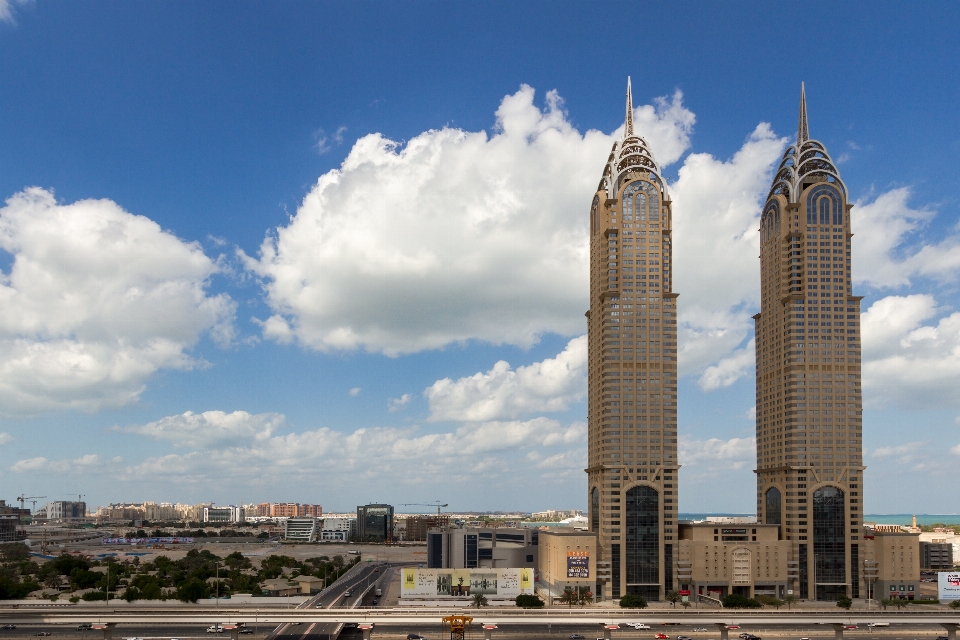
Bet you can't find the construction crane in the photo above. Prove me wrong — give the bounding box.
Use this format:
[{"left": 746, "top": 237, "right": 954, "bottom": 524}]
[
  {"left": 16, "top": 494, "right": 45, "bottom": 530},
  {"left": 399, "top": 501, "right": 448, "bottom": 516}
]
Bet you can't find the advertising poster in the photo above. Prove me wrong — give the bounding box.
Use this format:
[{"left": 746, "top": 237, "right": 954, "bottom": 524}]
[
  {"left": 567, "top": 550, "right": 590, "bottom": 578},
  {"left": 939, "top": 572, "right": 960, "bottom": 601},
  {"left": 400, "top": 569, "right": 534, "bottom": 598}
]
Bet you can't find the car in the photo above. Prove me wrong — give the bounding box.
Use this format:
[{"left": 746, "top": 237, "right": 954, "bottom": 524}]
[
  {"left": 1, "top": 626, "right": 17, "bottom": 631},
  {"left": 35, "top": 634, "right": 51, "bottom": 638},
  {"left": 344, "top": 591, "right": 352, "bottom": 597},
  {"left": 206, "top": 626, "right": 223, "bottom": 634},
  {"left": 844, "top": 627, "right": 857, "bottom": 631},
  {"left": 77, "top": 626, "right": 92, "bottom": 632},
  {"left": 694, "top": 630, "right": 708, "bottom": 633},
  {"left": 570, "top": 635, "right": 585, "bottom": 640},
  {"left": 407, "top": 636, "right": 427, "bottom": 640},
  {"left": 631, "top": 626, "right": 652, "bottom": 631},
  {"left": 372, "top": 599, "right": 379, "bottom": 605},
  {"left": 936, "top": 636, "right": 948, "bottom": 640},
  {"left": 740, "top": 634, "right": 751, "bottom": 639},
  {"left": 656, "top": 634, "right": 669, "bottom": 639},
  {"left": 745, "top": 635, "right": 761, "bottom": 640},
  {"left": 677, "top": 635, "right": 692, "bottom": 640}
]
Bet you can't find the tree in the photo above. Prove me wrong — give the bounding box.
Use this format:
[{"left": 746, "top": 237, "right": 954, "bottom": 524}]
[
  {"left": 619, "top": 593, "right": 648, "bottom": 609},
  {"left": 723, "top": 593, "right": 762, "bottom": 609},
  {"left": 783, "top": 594, "right": 798, "bottom": 610},
  {"left": 560, "top": 587, "right": 577, "bottom": 608},
  {"left": 666, "top": 590, "right": 681, "bottom": 608},
  {"left": 577, "top": 586, "right": 594, "bottom": 606},
  {"left": 44, "top": 574, "right": 63, "bottom": 591},
  {"left": 950, "top": 599, "right": 960, "bottom": 610},
  {"left": 836, "top": 595, "right": 852, "bottom": 610},
  {"left": 515, "top": 594, "right": 544, "bottom": 608},
  {"left": 681, "top": 600, "right": 692, "bottom": 609},
  {"left": 176, "top": 577, "right": 210, "bottom": 603},
  {"left": 890, "top": 598, "right": 908, "bottom": 610},
  {"left": 471, "top": 592, "right": 489, "bottom": 609}
]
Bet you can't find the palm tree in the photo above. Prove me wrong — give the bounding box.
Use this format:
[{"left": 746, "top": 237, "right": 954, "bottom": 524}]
[
  {"left": 44, "top": 574, "right": 63, "bottom": 591},
  {"left": 471, "top": 592, "right": 488, "bottom": 609}
]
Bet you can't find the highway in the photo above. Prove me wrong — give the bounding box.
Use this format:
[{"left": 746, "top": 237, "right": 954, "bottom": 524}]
[{"left": 270, "top": 562, "right": 394, "bottom": 640}]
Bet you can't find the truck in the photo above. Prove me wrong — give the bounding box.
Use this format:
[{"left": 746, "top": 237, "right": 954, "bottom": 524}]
[{"left": 375, "top": 588, "right": 382, "bottom": 597}]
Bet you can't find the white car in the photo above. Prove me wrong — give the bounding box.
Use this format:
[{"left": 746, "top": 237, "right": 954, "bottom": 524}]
[
  {"left": 206, "top": 627, "right": 223, "bottom": 634},
  {"left": 628, "top": 625, "right": 651, "bottom": 630}
]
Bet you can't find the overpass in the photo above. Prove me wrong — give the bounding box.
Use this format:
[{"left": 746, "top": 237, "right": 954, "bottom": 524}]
[{"left": 0, "top": 605, "right": 957, "bottom": 640}]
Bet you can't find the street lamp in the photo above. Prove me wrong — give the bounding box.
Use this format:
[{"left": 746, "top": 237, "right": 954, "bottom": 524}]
[{"left": 215, "top": 561, "right": 221, "bottom": 609}]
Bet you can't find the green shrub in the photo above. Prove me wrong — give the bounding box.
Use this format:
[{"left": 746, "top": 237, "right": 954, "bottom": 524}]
[
  {"left": 515, "top": 594, "right": 544, "bottom": 608},
  {"left": 723, "top": 593, "right": 762, "bottom": 609},
  {"left": 619, "top": 593, "right": 648, "bottom": 608}
]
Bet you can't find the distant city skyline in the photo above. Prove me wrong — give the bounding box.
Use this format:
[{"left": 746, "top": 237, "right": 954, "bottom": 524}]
[{"left": 1, "top": 4, "right": 959, "bottom": 513}]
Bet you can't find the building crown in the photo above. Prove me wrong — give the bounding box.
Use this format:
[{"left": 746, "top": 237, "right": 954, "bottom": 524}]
[
  {"left": 598, "top": 77, "right": 667, "bottom": 200},
  {"left": 767, "top": 83, "right": 847, "bottom": 203}
]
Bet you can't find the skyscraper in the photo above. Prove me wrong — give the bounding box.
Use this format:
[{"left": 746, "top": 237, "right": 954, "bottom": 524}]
[
  {"left": 754, "top": 85, "right": 864, "bottom": 600},
  {"left": 586, "top": 78, "right": 679, "bottom": 602}
]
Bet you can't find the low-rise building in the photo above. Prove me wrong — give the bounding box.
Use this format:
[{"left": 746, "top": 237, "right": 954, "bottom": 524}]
[
  {"left": 921, "top": 541, "right": 954, "bottom": 570},
  {"left": 203, "top": 505, "right": 245, "bottom": 523},
  {"left": 261, "top": 578, "right": 301, "bottom": 597},
  {"left": 537, "top": 528, "right": 599, "bottom": 603},
  {"left": 861, "top": 526, "right": 921, "bottom": 600},
  {"left": 427, "top": 525, "right": 537, "bottom": 569},
  {"left": 320, "top": 517, "right": 355, "bottom": 542},
  {"left": 675, "top": 521, "right": 791, "bottom": 601},
  {"left": 284, "top": 517, "right": 319, "bottom": 542},
  {"left": 358, "top": 504, "right": 394, "bottom": 541}
]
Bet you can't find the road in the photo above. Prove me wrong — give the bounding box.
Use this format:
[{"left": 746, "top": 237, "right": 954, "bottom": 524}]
[
  {"left": 270, "top": 562, "right": 394, "bottom": 640},
  {"left": 0, "top": 620, "right": 953, "bottom": 640}
]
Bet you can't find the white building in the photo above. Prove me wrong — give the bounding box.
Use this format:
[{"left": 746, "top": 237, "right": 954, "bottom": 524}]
[
  {"left": 203, "top": 505, "right": 245, "bottom": 523},
  {"left": 284, "top": 517, "right": 319, "bottom": 542},
  {"left": 320, "top": 517, "right": 356, "bottom": 542}
]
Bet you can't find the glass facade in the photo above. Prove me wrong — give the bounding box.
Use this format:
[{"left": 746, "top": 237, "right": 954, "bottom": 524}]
[
  {"left": 357, "top": 504, "right": 394, "bottom": 541},
  {"left": 591, "top": 487, "right": 600, "bottom": 532},
  {"left": 799, "top": 543, "right": 809, "bottom": 598},
  {"left": 464, "top": 533, "right": 478, "bottom": 568},
  {"left": 625, "top": 485, "right": 659, "bottom": 599},
  {"left": 611, "top": 543, "right": 621, "bottom": 598},
  {"left": 765, "top": 487, "right": 782, "bottom": 525},
  {"left": 813, "top": 486, "right": 846, "bottom": 601}
]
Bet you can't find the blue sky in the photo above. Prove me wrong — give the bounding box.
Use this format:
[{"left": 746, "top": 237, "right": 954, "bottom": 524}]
[{"left": 2, "top": 2, "right": 959, "bottom": 514}]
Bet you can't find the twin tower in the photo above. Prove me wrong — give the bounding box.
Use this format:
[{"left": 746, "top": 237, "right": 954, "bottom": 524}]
[{"left": 586, "top": 80, "right": 864, "bottom": 602}]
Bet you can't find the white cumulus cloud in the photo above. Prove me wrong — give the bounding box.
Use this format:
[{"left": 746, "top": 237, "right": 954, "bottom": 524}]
[
  {"left": 13, "top": 416, "right": 586, "bottom": 492},
  {"left": 679, "top": 435, "right": 756, "bottom": 471},
  {"left": 698, "top": 338, "right": 756, "bottom": 391},
  {"left": 861, "top": 294, "right": 960, "bottom": 408},
  {"left": 425, "top": 335, "right": 587, "bottom": 421},
  {"left": 854, "top": 188, "right": 960, "bottom": 289},
  {"left": 0, "top": 432, "right": 12, "bottom": 445},
  {"left": 245, "top": 86, "right": 695, "bottom": 356},
  {"left": 0, "top": 188, "right": 235, "bottom": 416},
  {"left": 113, "top": 410, "right": 285, "bottom": 449},
  {"left": 388, "top": 394, "right": 412, "bottom": 412}
]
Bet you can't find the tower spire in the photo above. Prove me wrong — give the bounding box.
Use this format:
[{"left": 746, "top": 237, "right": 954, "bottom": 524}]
[
  {"left": 797, "top": 81, "right": 809, "bottom": 144},
  {"left": 624, "top": 76, "right": 634, "bottom": 137}
]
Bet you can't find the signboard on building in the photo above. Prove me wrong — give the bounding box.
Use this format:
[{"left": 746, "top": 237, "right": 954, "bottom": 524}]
[
  {"left": 401, "top": 568, "right": 534, "bottom": 597},
  {"left": 722, "top": 528, "right": 748, "bottom": 535},
  {"left": 567, "top": 551, "right": 589, "bottom": 578},
  {"left": 939, "top": 572, "right": 960, "bottom": 601}
]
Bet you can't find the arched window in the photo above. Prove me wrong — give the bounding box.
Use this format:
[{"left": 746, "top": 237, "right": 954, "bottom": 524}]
[
  {"left": 591, "top": 487, "right": 600, "bottom": 533},
  {"left": 762, "top": 201, "right": 780, "bottom": 245},
  {"left": 622, "top": 181, "right": 660, "bottom": 223},
  {"left": 590, "top": 196, "right": 600, "bottom": 236},
  {"left": 813, "top": 486, "right": 846, "bottom": 601},
  {"left": 807, "top": 184, "right": 843, "bottom": 226},
  {"left": 625, "top": 485, "right": 659, "bottom": 600},
  {"left": 765, "top": 487, "right": 782, "bottom": 525}
]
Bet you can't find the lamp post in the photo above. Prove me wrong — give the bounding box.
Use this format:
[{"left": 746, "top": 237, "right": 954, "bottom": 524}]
[{"left": 215, "top": 561, "right": 220, "bottom": 610}]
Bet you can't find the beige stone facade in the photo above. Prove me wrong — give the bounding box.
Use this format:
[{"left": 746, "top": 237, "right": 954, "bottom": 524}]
[
  {"left": 537, "top": 528, "right": 599, "bottom": 603},
  {"left": 860, "top": 528, "right": 921, "bottom": 600},
  {"left": 676, "top": 522, "right": 791, "bottom": 600},
  {"left": 586, "top": 79, "right": 679, "bottom": 602},
  {"left": 754, "top": 85, "right": 865, "bottom": 600}
]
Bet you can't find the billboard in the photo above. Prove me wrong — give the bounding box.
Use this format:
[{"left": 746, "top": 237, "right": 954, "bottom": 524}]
[
  {"left": 939, "top": 572, "right": 960, "bottom": 601},
  {"left": 101, "top": 537, "right": 194, "bottom": 544},
  {"left": 401, "top": 568, "right": 534, "bottom": 597},
  {"left": 567, "top": 551, "right": 589, "bottom": 578}
]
